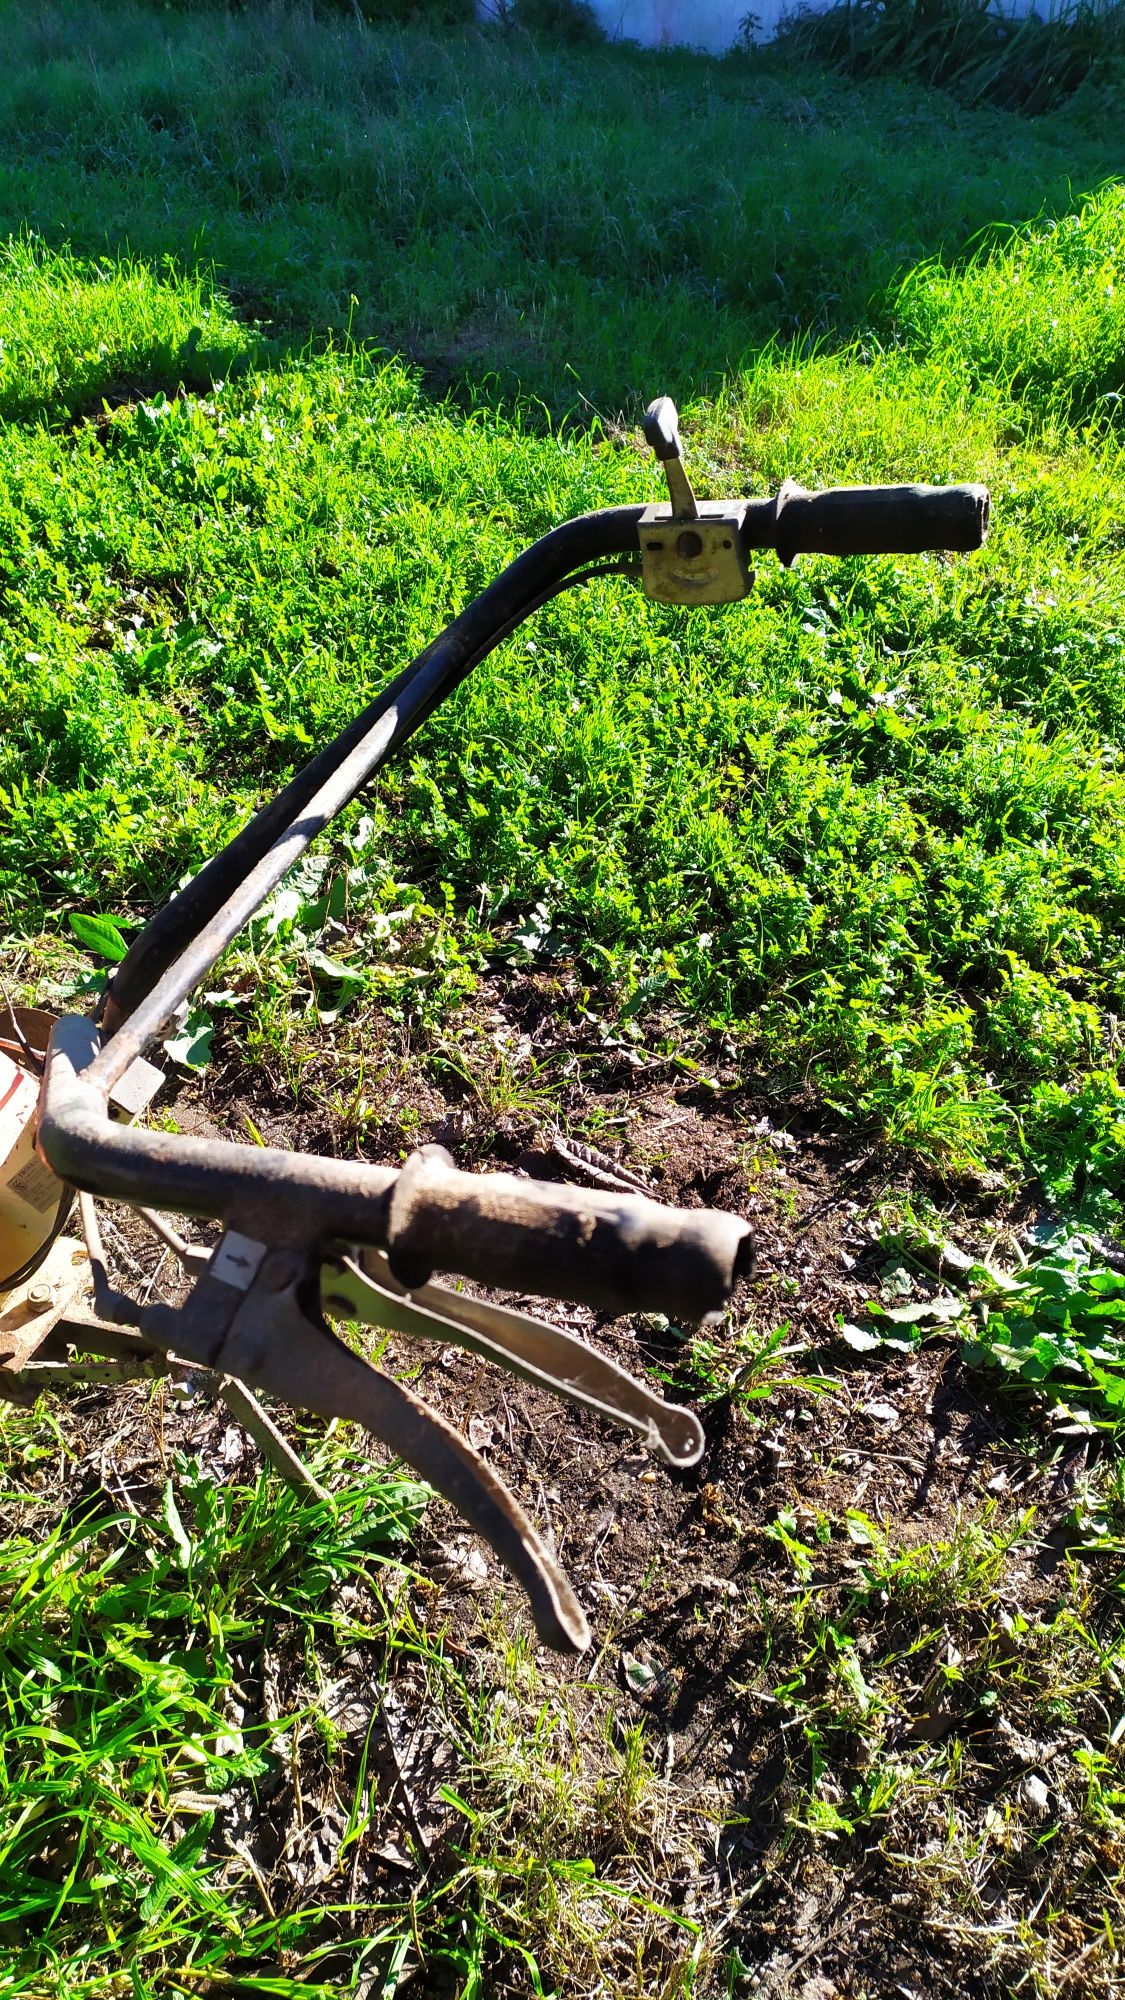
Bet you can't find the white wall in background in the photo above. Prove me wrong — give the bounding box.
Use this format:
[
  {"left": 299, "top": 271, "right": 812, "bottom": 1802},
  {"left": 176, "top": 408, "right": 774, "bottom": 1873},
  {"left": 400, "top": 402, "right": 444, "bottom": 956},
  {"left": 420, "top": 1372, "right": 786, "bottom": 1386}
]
[
  {"left": 475, "top": 0, "right": 756, "bottom": 46},
  {"left": 578, "top": 0, "right": 757, "bottom": 48},
  {"left": 477, "top": 0, "right": 1037, "bottom": 53}
]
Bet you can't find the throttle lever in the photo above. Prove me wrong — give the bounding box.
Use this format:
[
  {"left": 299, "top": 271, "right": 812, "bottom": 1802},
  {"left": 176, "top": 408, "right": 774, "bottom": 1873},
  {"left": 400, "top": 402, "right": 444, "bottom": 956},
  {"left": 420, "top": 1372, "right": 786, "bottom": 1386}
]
[
  {"left": 639, "top": 393, "right": 752, "bottom": 604},
  {"left": 642, "top": 395, "right": 699, "bottom": 521}
]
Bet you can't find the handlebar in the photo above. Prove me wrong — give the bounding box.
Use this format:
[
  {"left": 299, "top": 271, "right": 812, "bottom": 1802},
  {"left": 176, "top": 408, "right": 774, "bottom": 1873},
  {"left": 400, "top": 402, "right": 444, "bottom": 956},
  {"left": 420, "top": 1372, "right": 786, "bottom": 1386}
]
[
  {"left": 641, "top": 393, "right": 989, "bottom": 567},
  {"left": 22, "top": 407, "right": 993, "bottom": 1653},
  {"left": 52, "top": 412, "right": 987, "bottom": 1327},
  {"left": 385, "top": 1144, "right": 753, "bottom": 1319},
  {"left": 101, "top": 454, "right": 990, "bottom": 1038},
  {"left": 38, "top": 1019, "right": 752, "bottom": 1324},
  {"left": 766, "top": 477, "right": 990, "bottom": 566}
]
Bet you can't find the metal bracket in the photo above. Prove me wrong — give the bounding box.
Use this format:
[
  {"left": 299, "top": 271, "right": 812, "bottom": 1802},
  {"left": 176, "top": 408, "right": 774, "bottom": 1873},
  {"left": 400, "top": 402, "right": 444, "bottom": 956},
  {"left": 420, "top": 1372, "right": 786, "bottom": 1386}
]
[
  {"left": 638, "top": 395, "right": 753, "bottom": 605},
  {"left": 192, "top": 1249, "right": 591, "bottom": 1653},
  {"left": 639, "top": 500, "right": 754, "bottom": 606},
  {"left": 0, "top": 1227, "right": 326, "bottom": 1500}
]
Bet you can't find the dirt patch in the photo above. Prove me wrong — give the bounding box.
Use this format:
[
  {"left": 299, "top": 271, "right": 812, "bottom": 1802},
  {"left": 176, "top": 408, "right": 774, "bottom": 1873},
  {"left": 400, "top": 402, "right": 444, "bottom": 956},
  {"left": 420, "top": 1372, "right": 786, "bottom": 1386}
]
[{"left": 6, "top": 977, "right": 1123, "bottom": 1996}]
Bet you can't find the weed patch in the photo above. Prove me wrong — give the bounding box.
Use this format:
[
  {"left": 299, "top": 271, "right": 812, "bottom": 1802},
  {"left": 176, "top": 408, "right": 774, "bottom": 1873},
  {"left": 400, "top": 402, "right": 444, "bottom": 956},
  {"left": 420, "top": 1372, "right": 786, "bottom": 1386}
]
[
  {"left": 761, "top": 0, "right": 1125, "bottom": 114},
  {"left": 0, "top": 237, "right": 254, "bottom": 424},
  {"left": 0, "top": 1427, "right": 428, "bottom": 1995}
]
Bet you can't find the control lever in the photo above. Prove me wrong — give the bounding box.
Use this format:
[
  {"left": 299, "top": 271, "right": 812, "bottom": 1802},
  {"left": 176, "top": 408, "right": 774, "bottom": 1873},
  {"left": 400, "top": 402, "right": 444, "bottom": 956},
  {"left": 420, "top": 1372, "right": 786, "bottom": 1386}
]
[
  {"left": 642, "top": 395, "right": 699, "bottom": 520},
  {"left": 131, "top": 1222, "right": 711, "bottom": 1652},
  {"left": 327, "top": 1250, "right": 705, "bottom": 1466},
  {"left": 639, "top": 395, "right": 753, "bottom": 606}
]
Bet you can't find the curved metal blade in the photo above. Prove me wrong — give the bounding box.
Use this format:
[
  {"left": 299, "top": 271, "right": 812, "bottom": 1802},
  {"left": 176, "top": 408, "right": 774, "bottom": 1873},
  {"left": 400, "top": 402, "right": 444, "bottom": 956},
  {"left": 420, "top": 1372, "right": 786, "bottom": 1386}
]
[
  {"left": 211, "top": 1268, "right": 590, "bottom": 1654},
  {"left": 325, "top": 1250, "right": 704, "bottom": 1468}
]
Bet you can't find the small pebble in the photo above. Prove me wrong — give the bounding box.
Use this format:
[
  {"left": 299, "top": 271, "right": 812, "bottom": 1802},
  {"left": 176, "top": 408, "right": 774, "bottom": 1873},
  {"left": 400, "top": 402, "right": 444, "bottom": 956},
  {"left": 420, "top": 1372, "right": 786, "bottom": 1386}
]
[{"left": 1020, "top": 1774, "right": 1051, "bottom": 1818}]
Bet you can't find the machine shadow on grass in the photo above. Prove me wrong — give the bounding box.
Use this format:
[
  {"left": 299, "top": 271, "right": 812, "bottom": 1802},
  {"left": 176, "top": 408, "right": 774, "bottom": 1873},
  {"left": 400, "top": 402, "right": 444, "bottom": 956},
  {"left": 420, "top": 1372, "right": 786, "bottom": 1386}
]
[{"left": 2, "top": 0, "right": 1124, "bottom": 424}]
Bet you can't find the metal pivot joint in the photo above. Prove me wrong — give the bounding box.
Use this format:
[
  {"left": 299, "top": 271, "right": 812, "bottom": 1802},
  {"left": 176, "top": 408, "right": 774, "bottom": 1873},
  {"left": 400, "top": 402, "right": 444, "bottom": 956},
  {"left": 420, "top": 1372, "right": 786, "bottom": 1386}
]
[{"left": 639, "top": 395, "right": 755, "bottom": 607}]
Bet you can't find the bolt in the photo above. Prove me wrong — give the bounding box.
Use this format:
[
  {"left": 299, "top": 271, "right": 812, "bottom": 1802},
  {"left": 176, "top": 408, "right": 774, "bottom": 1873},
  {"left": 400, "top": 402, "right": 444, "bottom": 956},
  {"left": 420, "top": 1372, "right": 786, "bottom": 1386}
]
[
  {"left": 259, "top": 1250, "right": 302, "bottom": 1292},
  {"left": 676, "top": 528, "right": 704, "bottom": 559},
  {"left": 27, "top": 1282, "right": 54, "bottom": 1309}
]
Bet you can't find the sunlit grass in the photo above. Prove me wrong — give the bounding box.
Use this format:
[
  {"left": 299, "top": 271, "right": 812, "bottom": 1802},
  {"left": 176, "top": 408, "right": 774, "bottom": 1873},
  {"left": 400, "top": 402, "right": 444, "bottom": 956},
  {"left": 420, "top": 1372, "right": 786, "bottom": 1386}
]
[
  {"left": 3, "top": 187, "right": 1125, "bottom": 1200},
  {"left": 0, "top": 1418, "right": 430, "bottom": 1997},
  {"left": 3, "top": 7, "right": 1125, "bottom": 1992},
  {"left": 0, "top": 236, "right": 252, "bottom": 424}
]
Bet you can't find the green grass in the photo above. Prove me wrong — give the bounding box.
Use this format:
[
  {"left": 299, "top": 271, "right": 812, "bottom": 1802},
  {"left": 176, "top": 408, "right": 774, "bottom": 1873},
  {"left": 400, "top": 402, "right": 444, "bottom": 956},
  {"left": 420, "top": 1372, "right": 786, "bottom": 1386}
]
[
  {"left": 0, "top": 0, "right": 1122, "bottom": 411},
  {"left": 0, "top": 1426, "right": 432, "bottom": 1996},
  {"left": 0, "top": 1408, "right": 717, "bottom": 1998},
  {"left": 4, "top": 5, "right": 1125, "bottom": 1992},
  {"left": 0, "top": 237, "right": 253, "bottom": 426},
  {"left": 896, "top": 181, "right": 1125, "bottom": 417},
  {"left": 763, "top": 0, "right": 1125, "bottom": 115},
  {"left": 3, "top": 170, "right": 1125, "bottom": 1204}
]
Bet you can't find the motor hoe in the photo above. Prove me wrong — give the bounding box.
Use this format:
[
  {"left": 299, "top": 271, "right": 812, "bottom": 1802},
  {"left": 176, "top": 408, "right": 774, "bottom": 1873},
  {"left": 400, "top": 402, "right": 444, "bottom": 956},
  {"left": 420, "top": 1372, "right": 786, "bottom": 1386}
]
[{"left": 0, "top": 399, "right": 989, "bottom": 1651}]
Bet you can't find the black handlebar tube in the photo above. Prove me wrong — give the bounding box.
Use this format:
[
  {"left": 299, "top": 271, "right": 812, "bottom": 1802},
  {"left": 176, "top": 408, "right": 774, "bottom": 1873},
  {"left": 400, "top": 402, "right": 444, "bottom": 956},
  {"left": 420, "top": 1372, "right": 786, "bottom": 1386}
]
[
  {"left": 97, "top": 482, "right": 988, "bottom": 1078},
  {"left": 103, "top": 505, "right": 647, "bottom": 1037}
]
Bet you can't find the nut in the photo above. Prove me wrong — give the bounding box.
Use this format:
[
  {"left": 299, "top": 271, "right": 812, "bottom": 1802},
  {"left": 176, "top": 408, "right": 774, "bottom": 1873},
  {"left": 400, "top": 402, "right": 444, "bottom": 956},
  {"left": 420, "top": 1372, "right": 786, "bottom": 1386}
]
[{"left": 259, "top": 1250, "right": 302, "bottom": 1293}]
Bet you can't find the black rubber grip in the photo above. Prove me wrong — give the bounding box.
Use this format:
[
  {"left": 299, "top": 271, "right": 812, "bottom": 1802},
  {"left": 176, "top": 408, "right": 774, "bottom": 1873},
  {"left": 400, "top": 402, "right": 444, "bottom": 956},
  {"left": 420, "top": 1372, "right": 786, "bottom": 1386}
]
[
  {"left": 642, "top": 396, "right": 684, "bottom": 462},
  {"left": 384, "top": 1146, "right": 754, "bottom": 1323},
  {"left": 773, "top": 479, "right": 990, "bottom": 566}
]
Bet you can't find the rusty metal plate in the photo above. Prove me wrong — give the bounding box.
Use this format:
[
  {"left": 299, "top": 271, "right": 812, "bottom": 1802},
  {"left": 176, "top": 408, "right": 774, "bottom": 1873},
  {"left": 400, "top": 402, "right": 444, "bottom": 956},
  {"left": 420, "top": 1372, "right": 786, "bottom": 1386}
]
[
  {"left": 638, "top": 500, "right": 753, "bottom": 605},
  {"left": 0, "top": 1233, "right": 93, "bottom": 1383}
]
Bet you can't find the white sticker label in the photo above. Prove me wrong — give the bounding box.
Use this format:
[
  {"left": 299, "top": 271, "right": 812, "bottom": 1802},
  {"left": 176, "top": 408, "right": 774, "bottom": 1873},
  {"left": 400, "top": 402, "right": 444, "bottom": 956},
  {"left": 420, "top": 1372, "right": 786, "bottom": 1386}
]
[
  {"left": 6, "top": 1156, "right": 61, "bottom": 1216},
  {"left": 211, "top": 1231, "right": 267, "bottom": 1292}
]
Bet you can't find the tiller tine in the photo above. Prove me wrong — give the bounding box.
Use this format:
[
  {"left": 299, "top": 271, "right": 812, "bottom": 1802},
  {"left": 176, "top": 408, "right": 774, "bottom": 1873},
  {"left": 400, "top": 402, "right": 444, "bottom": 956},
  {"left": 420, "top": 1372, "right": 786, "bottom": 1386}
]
[{"left": 131, "top": 1227, "right": 709, "bottom": 1653}]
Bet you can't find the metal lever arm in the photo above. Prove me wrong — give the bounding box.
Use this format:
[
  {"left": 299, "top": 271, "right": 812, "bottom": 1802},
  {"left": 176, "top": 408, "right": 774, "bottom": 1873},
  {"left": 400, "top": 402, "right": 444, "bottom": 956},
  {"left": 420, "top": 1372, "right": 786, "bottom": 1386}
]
[
  {"left": 642, "top": 396, "right": 699, "bottom": 520},
  {"left": 139, "top": 1256, "right": 590, "bottom": 1653},
  {"left": 324, "top": 1251, "right": 704, "bottom": 1466},
  {"left": 642, "top": 396, "right": 684, "bottom": 461}
]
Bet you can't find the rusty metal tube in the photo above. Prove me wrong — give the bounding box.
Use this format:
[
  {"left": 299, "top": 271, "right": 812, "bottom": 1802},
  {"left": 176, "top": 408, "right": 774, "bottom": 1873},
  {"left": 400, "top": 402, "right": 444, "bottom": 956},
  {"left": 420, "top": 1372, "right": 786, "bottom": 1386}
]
[
  {"left": 38, "top": 1018, "right": 751, "bottom": 1323},
  {"left": 385, "top": 1145, "right": 752, "bottom": 1322}
]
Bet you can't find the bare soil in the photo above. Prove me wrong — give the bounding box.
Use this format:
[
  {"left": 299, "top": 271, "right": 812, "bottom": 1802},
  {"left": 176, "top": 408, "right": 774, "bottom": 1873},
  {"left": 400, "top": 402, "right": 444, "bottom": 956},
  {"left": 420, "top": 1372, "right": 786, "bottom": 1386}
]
[{"left": 13, "top": 973, "right": 1125, "bottom": 1999}]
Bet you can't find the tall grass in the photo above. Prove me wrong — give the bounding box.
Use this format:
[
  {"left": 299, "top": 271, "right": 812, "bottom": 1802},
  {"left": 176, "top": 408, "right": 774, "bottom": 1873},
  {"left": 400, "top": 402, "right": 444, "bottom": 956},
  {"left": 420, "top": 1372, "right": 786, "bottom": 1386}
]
[
  {"left": 1, "top": 1, "right": 1124, "bottom": 1200},
  {"left": 0, "top": 0, "right": 1121, "bottom": 412},
  {"left": 762, "top": 0, "right": 1125, "bottom": 113},
  {"left": 896, "top": 181, "right": 1125, "bottom": 416}
]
